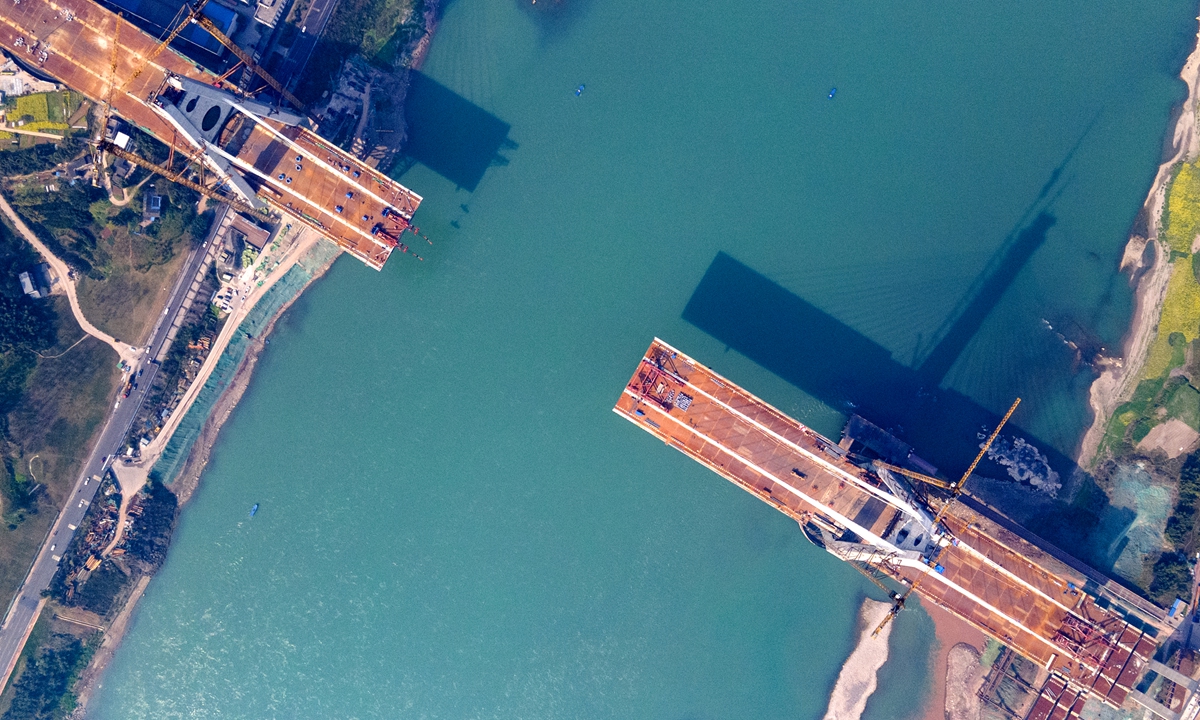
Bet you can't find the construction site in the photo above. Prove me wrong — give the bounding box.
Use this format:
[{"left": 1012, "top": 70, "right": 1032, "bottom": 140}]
[
  {"left": 0, "top": 0, "right": 423, "bottom": 270},
  {"left": 615, "top": 338, "right": 1200, "bottom": 720}
]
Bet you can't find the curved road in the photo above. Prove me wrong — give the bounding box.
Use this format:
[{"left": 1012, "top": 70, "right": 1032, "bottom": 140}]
[{"left": 0, "top": 193, "right": 141, "bottom": 367}]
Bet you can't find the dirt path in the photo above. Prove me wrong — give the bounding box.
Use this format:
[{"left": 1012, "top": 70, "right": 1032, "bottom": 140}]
[
  {"left": 0, "top": 193, "right": 141, "bottom": 367},
  {"left": 107, "top": 174, "right": 151, "bottom": 207}
]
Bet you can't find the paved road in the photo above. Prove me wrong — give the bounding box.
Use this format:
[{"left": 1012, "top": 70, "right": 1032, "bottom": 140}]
[{"left": 0, "top": 209, "right": 226, "bottom": 689}]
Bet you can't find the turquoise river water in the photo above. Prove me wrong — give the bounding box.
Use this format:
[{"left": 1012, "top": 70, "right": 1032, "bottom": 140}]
[{"left": 92, "top": 0, "right": 1197, "bottom": 717}]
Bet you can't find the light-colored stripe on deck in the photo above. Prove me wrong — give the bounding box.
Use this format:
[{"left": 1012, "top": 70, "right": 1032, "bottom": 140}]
[
  {"left": 643, "top": 354, "right": 917, "bottom": 518},
  {"left": 617, "top": 391, "right": 895, "bottom": 549}
]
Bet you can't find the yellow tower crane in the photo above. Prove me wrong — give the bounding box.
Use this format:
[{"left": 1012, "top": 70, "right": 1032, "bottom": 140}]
[{"left": 871, "top": 398, "right": 1021, "bottom": 636}]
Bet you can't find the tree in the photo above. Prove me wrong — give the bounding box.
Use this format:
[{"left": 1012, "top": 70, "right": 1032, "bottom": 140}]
[
  {"left": 0, "top": 295, "right": 55, "bottom": 354},
  {"left": 1, "top": 636, "right": 84, "bottom": 720},
  {"left": 1151, "top": 551, "right": 1193, "bottom": 602}
]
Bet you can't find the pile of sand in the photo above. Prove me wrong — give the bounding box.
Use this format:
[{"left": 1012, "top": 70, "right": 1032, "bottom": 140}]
[
  {"left": 944, "top": 643, "right": 982, "bottom": 720},
  {"left": 823, "top": 600, "right": 895, "bottom": 720}
]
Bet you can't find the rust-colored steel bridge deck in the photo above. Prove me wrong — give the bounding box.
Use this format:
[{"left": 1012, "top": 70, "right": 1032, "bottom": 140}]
[
  {"left": 614, "top": 339, "right": 1161, "bottom": 716},
  {"left": 0, "top": 0, "right": 422, "bottom": 270}
]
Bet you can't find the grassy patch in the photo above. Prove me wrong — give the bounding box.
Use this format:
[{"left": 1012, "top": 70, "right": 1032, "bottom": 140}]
[
  {"left": 1145, "top": 254, "right": 1200, "bottom": 378},
  {"left": 1130, "top": 417, "right": 1156, "bottom": 444},
  {"left": 1165, "top": 380, "right": 1200, "bottom": 431},
  {"left": 1103, "top": 374, "right": 1200, "bottom": 454},
  {"left": 1103, "top": 377, "right": 1168, "bottom": 454},
  {"left": 1164, "top": 162, "right": 1200, "bottom": 253},
  {"left": 8, "top": 162, "right": 210, "bottom": 344},
  {"left": 0, "top": 291, "right": 119, "bottom": 612},
  {"left": 1, "top": 92, "right": 79, "bottom": 144},
  {"left": 74, "top": 239, "right": 190, "bottom": 346}
]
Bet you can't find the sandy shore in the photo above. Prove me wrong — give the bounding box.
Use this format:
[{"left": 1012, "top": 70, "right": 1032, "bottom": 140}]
[
  {"left": 920, "top": 602, "right": 986, "bottom": 720},
  {"left": 70, "top": 574, "right": 149, "bottom": 708},
  {"left": 1078, "top": 20, "right": 1200, "bottom": 467},
  {"left": 823, "top": 599, "right": 896, "bottom": 720}
]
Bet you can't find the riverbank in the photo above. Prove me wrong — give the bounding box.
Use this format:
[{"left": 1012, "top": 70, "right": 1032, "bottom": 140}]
[
  {"left": 1079, "top": 20, "right": 1200, "bottom": 467},
  {"left": 919, "top": 603, "right": 986, "bottom": 720},
  {"left": 66, "top": 238, "right": 341, "bottom": 714},
  {"left": 165, "top": 241, "right": 341, "bottom": 504}
]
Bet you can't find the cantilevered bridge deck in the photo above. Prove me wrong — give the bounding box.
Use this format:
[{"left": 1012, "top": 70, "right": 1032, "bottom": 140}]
[
  {"left": 614, "top": 339, "right": 1160, "bottom": 715},
  {"left": 0, "top": 0, "right": 421, "bottom": 269}
]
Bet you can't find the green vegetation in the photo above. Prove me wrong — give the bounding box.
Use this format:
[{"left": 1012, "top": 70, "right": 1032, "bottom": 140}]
[
  {"left": 1163, "top": 162, "right": 1200, "bottom": 253},
  {"left": 1166, "top": 379, "right": 1200, "bottom": 430},
  {"left": 1105, "top": 377, "right": 1168, "bottom": 454},
  {"left": 70, "top": 561, "right": 128, "bottom": 616},
  {"left": 0, "top": 318, "right": 117, "bottom": 606},
  {"left": 7, "top": 93, "right": 72, "bottom": 137},
  {"left": 1144, "top": 254, "right": 1200, "bottom": 378},
  {"left": 1131, "top": 450, "right": 1200, "bottom": 603},
  {"left": 1150, "top": 551, "right": 1192, "bottom": 603},
  {"left": 0, "top": 222, "right": 58, "bottom": 530},
  {"left": 1164, "top": 452, "right": 1200, "bottom": 548},
  {"left": 6, "top": 181, "right": 102, "bottom": 277},
  {"left": 4, "top": 138, "right": 212, "bottom": 343},
  {"left": 0, "top": 140, "right": 82, "bottom": 181},
  {"left": 293, "top": 0, "right": 425, "bottom": 105},
  {"left": 0, "top": 631, "right": 92, "bottom": 720},
  {"left": 0, "top": 92, "right": 84, "bottom": 152},
  {"left": 7, "top": 173, "right": 207, "bottom": 282},
  {"left": 1100, "top": 165, "right": 1200, "bottom": 456}
]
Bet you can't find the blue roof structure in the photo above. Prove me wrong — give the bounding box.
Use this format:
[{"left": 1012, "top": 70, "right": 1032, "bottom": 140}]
[{"left": 99, "top": 0, "right": 235, "bottom": 62}]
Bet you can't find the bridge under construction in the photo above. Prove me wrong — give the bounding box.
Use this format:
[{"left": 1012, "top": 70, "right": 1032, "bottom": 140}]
[
  {"left": 0, "top": 0, "right": 422, "bottom": 269},
  {"left": 615, "top": 338, "right": 1198, "bottom": 720}
]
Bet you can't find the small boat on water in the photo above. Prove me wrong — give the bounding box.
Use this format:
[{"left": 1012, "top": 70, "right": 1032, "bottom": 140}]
[
  {"left": 575, "top": 84, "right": 585, "bottom": 96},
  {"left": 828, "top": 87, "right": 837, "bottom": 99},
  {"left": 249, "top": 503, "right": 259, "bottom": 518}
]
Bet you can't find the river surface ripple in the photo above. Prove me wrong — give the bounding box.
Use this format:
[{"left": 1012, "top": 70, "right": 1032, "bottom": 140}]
[{"left": 91, "top": 0, "right": 1196, "bottom": 717}]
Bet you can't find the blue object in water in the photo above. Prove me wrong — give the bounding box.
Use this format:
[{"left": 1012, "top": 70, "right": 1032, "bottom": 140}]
[
  {"left": 249, "top": 503, "right": 259, "bottom": 518},
  {"left": 575, "top": 84, "right": 585, "bottom": 96},
  {"left": 828, "top": 87, "right": 837, "bottom": 99}
]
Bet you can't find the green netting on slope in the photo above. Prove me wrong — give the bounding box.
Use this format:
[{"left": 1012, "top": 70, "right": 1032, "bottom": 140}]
[
  {"left": 153, "top": 240, "right": 342, "bottom": 486},
  {"left": 1102, "top": 463, "right": 1172, "bottom": 585}
]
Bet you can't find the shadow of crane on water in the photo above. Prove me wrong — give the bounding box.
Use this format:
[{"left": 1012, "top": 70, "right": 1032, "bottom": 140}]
[{"left": 681, "top": 124, "right": 1147, "bottom": 583}]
